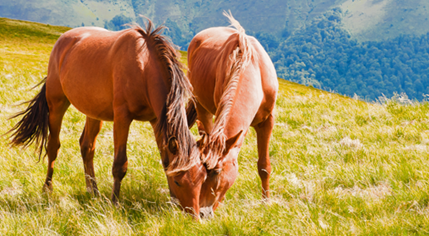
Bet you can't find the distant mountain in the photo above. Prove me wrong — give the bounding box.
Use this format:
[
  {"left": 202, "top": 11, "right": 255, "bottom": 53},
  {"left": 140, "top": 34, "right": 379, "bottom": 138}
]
[
  {"left": 2, "top": 0, "right": 429, "bottom": 47},
  {"left": 0, "top": 0, "right": 344, "bottom": 48},
  {"left": 2, "top": 0, "right": 429, "bottom": 100},
  {"left": 340, "top": 0, "right": 429, "bottom": 42}
]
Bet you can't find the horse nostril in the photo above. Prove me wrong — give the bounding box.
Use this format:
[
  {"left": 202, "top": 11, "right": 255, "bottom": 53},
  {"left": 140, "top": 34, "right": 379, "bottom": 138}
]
[
  {"left": 170, "top": 197, "right": 180, "bottom": 206},
  {"left": 199, "top": 206, "right": 214, "bottom": 219}
]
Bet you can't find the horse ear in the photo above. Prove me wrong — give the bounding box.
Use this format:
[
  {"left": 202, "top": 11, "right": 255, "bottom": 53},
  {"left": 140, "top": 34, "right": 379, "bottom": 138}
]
[
  {"left": 168, "top": 137, "right": 179, "bottom": 155},
  {"left": 197, "top": 132, "right": 209, "bottom": 150},
  {"left": 223, "top": 130, "right": 243, "bottom": 155},
  {"left": 196, "top": 120, "right": 206, "bottom": 136}
]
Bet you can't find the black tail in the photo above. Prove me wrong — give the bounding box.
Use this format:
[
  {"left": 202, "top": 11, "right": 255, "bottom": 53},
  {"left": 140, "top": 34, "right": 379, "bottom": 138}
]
[{"left": 6, "top": 78, "right": 49, "bottom": 160}]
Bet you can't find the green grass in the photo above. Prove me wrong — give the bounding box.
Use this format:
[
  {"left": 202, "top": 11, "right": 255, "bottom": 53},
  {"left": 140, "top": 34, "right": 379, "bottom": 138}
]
[{"left": 2, "top": 18, "right": 429, "bottom": 235}]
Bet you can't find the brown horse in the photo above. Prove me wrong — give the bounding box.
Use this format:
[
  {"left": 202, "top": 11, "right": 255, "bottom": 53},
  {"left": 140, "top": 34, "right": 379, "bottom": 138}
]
[
  {"left": 7, "top": 19, "right": 207, "bottom": 217},
  {"left": 187, "top": 12, "right": 278, "bottom": 218}
]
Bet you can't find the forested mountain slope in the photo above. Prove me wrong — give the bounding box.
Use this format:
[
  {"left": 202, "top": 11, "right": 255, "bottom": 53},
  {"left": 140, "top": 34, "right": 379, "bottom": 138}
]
[
  {"left": 2, "top": 0, "right": 429, "bottom": 100},
  {"left": 269, "top": 10, "right": 429, "bottom": 101}
]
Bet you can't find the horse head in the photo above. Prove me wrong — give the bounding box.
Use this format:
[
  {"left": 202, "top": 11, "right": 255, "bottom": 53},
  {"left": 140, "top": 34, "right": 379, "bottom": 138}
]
[
  {"left": 160, "top": 136, "right": 207, "bottom": 218},
  {"left": 196, "top": 121, "right": 244, "bottom": 219}
]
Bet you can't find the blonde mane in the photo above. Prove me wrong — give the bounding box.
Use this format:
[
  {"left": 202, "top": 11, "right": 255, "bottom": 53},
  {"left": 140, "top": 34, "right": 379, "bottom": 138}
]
[{"left": 200, "top": 11, "right": 254, "bottom": 169}]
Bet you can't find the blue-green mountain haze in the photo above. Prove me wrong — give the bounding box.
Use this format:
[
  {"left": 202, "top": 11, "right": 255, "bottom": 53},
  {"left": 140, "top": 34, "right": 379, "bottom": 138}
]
[{"left": 2, "top": 0, "right": 429, "bottom": 100}]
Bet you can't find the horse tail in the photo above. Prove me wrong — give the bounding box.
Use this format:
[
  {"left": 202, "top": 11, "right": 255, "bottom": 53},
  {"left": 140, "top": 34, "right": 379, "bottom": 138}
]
[
  {"left": 201, "top": 11, "right": 254, "bottom": 169},
  {"left": 6, "top": 78, "right": 49, "bottom": 160},
  {"left": 223, "top": 10, "right": 253, "bottom": 64}
]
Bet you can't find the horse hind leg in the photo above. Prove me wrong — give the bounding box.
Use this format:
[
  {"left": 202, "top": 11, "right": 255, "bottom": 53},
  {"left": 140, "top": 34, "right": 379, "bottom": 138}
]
[
  {"left": 43, "top": 96, "right": 70, "bottom": 191},
  {"left": 79, "top": 117, "right": 103, "bottom": 195},
  {"left": 254, "top": 113, "right": 274, "bottom": 199}
]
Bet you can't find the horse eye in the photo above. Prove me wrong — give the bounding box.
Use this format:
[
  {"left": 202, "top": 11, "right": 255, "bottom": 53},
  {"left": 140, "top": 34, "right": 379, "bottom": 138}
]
[
  {"left": 174, "top": 180, "right": 181, "bottom": 187},
  {"left": 209, "top": 169, "right": 221, "bottom": 177}
]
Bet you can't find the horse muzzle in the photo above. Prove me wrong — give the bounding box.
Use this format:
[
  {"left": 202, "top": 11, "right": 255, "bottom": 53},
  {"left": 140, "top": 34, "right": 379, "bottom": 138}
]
[{"left": 199, "top": 206, "right": 214, "bottom": 219}]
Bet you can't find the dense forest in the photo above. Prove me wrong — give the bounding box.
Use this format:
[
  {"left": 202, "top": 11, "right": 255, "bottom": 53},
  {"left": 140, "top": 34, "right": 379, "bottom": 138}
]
[{"left": 252, "top": 9, "right": 429, "bottom": 101}]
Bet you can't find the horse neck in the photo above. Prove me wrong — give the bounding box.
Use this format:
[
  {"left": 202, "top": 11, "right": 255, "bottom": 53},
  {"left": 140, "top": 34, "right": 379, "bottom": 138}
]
[
  {"left": 201, "top": 73, "right": 259, "bottom": 169},
  {"left": 148, "top": 37, "right": 197, "bottom": 153},
  {"left": 145, "top": 42, "right": 172, "bottom": 90}
]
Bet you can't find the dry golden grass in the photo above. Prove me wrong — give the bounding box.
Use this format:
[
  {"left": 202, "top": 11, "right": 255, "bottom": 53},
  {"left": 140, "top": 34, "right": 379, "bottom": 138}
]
[{"left": 1, "top": 18, "right": 429, "bottom": 235}]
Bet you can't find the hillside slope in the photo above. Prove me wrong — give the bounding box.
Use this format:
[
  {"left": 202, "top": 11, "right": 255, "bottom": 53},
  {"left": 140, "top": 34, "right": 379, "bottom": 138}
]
[
  {"left": 1, "top": 18, "right": 429, "bottom": 235},
  {"left": 341, "top": 0, "right": 429, "bottom": 42}
]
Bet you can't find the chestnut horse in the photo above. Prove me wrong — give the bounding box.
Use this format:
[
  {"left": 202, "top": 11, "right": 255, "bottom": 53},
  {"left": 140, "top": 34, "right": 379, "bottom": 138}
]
[
  {"left": 187, "top": 12, "right": 278, "bottom": 218},
  {"left": 7, "top": 20, "right": 207, "bottom": 217}
]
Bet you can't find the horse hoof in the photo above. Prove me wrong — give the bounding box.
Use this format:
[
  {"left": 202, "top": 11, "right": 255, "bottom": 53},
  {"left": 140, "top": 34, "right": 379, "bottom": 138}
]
[
  {"left": 261, "top": 197, "right": 271, "bottom": 205},
  {"left": 111, "top": 194, "right": 121, "bottom": 208},
  {"left": 43, "top": 182, "right": 53, "bottom": 192},
  {"left": 112, "top": 200, "right": 121, "bottom": 208},
  {"left": 86, "top": 187, "right": 100, "bottom": 196}
]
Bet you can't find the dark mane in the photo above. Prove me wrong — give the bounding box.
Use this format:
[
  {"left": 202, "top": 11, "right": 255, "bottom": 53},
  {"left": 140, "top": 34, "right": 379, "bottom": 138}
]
[{"left": 132, "top": 19, "right": 199, "bottom": 175}]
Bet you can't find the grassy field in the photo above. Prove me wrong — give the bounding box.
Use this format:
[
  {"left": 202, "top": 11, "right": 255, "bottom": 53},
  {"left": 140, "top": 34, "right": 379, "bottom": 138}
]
[{"left": 1, "top": 17, "right": 429, "bottom": 235}]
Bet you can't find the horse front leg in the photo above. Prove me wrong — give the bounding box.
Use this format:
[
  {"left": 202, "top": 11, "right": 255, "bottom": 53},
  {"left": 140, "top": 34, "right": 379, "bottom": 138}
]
[
  {"left": 195, "top": 101, "right": 214, "bottom": 135},
  {"left": 254, "top": 113, "right": 274, "bottom": 199},
  {"left": 111, "top": 110, "right": 132, "bottom": 205}
]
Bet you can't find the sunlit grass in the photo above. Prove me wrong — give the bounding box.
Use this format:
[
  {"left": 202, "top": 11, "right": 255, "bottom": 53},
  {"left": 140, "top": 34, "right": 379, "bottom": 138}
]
[{"left": 1, "top": 18, "right": 429, "bottom": 235}]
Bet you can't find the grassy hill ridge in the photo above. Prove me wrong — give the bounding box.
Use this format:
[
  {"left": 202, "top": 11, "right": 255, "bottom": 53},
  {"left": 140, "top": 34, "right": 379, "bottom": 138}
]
[{"left": 1, "top": 18, "right": 429, "bottom": 235}]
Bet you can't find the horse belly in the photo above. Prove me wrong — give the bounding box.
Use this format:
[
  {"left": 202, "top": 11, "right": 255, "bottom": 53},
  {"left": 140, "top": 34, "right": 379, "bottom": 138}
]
[
  {"left": 60, "top": 65, "right": 115, "bottom": 121},
  {"left": 64, "top": 85, "right": 114, "bottom": 121}
]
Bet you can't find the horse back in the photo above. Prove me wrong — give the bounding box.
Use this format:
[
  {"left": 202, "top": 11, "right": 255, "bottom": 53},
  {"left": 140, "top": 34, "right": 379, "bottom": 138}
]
[
  {"left": 188, "top": 27, "right": 239, "bottom": 114},
  {"left": 188, "top": 27, "right": 278, "bottom": 128},
  {"left": 47, "top": 27, "right": 162, "bottom": 121}
]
